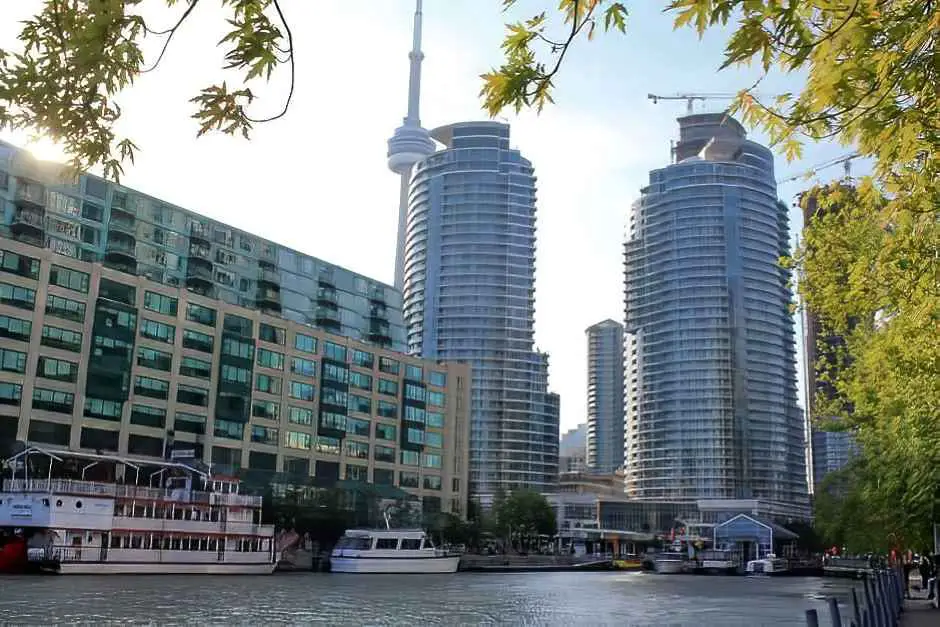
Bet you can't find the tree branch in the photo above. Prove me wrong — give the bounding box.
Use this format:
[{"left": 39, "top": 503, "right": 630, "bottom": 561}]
[
  {"left": 141, "top": 0, "right": 201, "bottom": 73},
  {"left": 244, "top": 0, "right": 294, "bottom": 124}
]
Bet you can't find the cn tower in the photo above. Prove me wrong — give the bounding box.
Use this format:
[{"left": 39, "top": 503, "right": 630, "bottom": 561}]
[{"left": 387, "top": 0, "right": 435, "bottom": 292}]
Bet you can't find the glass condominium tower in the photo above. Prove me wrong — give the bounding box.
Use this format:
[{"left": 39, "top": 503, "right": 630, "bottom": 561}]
[
  {"left": 402, "top": 121, "right": 560, "bottom": 495},
  {"left": 585, "top": 319, "right": 625, "bottom": 473},
  {"left": 623, "top": 113, "right": 807, "bottom": 513}
]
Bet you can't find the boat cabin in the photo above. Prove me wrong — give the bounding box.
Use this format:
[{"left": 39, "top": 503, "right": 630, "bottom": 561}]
[{"left": 335, "top": 529, "right": 437, "bottom": 552}]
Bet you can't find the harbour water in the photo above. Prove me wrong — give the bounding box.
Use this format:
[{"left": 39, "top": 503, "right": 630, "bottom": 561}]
[{"left": 0, "top": 571, "right": 858, "bottom": 625}]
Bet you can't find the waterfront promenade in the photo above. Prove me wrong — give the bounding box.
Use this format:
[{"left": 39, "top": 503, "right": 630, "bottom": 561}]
[{"left": 902, "top": 590, "right": 937, "bottom": 626}]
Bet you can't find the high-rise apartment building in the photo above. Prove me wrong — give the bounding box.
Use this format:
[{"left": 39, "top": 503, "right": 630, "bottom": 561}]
[
  {"left": 623, "top": 113, "right": 807, "bottom": 514},
  {"left": 560, "top": 423, "right": 587, "bottom": 474},
  {"left": 0, "top": 239, "right": 470, "bottom": 516},
  {"left": 402, "top": 121, "right": 560, "bottom": 495},
  {"left": 801, "top": 189, "right": 857, "bottom": 491},
  {"left": 0, "top": 142, "right": 407, "bottom": 353},
  {"left": 585, "top": 319, "right": 625, "bottom": 473}
]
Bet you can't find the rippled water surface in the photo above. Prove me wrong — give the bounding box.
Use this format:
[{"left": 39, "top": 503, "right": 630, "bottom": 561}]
[{"left": 0, "top": 572, "right": 858, "bottom": 626}]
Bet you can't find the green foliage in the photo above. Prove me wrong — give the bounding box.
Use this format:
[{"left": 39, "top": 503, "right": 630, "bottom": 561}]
[
  {"left": 0, "top": 0, "right": 294, "bottom": 180},
  {"left": 491, "top": 489, "right": 557, "bottom": 545}
]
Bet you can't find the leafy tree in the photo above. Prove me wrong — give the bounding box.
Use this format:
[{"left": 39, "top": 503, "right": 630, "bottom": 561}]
[
  {"left": 0, "top": 0, "right": 294, "bottom": 180},
  {"left": 491, "top": 489, "right": 556, "bottom": 551}
]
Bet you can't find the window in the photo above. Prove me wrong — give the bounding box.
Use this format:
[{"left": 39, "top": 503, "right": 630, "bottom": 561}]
[
  {"left": 35, "top": 355, "right": 77, "bottom": 382},
  {"left": 422, "top": 453, "right": 442, "bottom": 469},
  {"left": 348, "top": 371, "right": 372, "bottom": 391},
  {"left": 32, "top": 387, "right": 74, "bottom": 414},
  {"left": 223, "top": 313, "right": 252, "bottom": 336},
  {"left": 352, "top": 349, "right": 374, "bottom": 369},
  {"left": 221, "top": 337, "right": 253, "bottom": 360},
  {"left": 259, "top": 323, "right": 285, "bottom": 345},
  {"left": 406, "top": 428, "right": 424, "bottom": 445},
  {"left": 426, "top": 411, "right": 444, "bottom": 428},
  {"left": 98, "top": 278, "right": 135, "bottom": 305},
  {"left": 378, "top": 379, "right": 398, "bottom": 396},
  {"left": 135, "top": 376, "right": 169, "bottom": 400},
  {"left": 348, "top": 393, "right": 371, "bottom": 414},
  {"left": 41, "top": 325, "right": 82, "bottom": 352},
  {"left": 0, "top": 382, "right": 22, "bottom": 406},
  {"left": 128, "top": 434, "right": 164, "bottom": 458},
  {"left": 316, "top": 436, "right": 341, "bottom": 455},
  {"left": 405, "top": 383, "right": 426, "bottom": 402},
  {"left": 251, "top": 425, "right": 279, "bottom": 445},
  {"left": 375, "top": 423, "right": 396, "bottom": 441},
  {"left": 323, "top": 341, "right": 346, "bottom": 362},
  {"left": 137, "top": 347, "right": 172, "bottom": 371},
  {"left": 140, "top": 319, "right": 175, "bottom": 344},
  {"left": 177, "top": 384, "right": 209, "bottom": 407},
  {"left": 214, "top": 419, "right": 245, "bottom": 441},
  {"left": 84, "top": 397, "right": 123, "bottom": 421},
  {"left": 319, "top": 411, "right": 346, "bottom": 431},
  {"left": 374, "top": 445, "right": 396, "bottom": 464},
  {"left": 378, "top": 356, "right": 399, "bottom": 375},
  {"left": 0, "top": 348, "right": 27, "bottom": 374},
  {"left": 143, "top": 291, "right": 178, "bottom": 316},
  {"left": 285, "top": 431, "right": 312, "bottom": 450},
  {"left": 290, "top": 357, "right": 316, "bottom": 377},
  {"left": 429, "top": 371, "right": 447, "bottom": 387},
  {"left": 174, "top": 412, "right": 206, "bottom": 435},
  {"left": 185, "top": 302, "right": 216, "bottom": 327},
  {"left": 423, "top": 475, "right": 442, "bottom": 490},
  {"left": 182, "top": 329, "right": 214, "bottom": 353},
  {"left": 377, "top": 400, "right": 397, "bottom": 419},
  {"left": 373, "top": 468, "right": 395, "bottom": 485},
  {"left": 289, "top": 381, "right": 315, "bottom": 401},
  {"left": 0, "top": 314, "right": 32, "bottom": 342},
  {"left": 322, "top": 362, "right": 348, "bottom": 384},
  {"left": 130, "top": 404, "right": 166, "bottom": 428},
  {"left": 255, "top": 374, "right": 282, "bottom": 395},
  {"left": 428, "top": 391, "right": 446, "bottom": 407},
  {"left": 425, "top": 431, "right": 443, "bottom": 448},
  {"left": 0, "top": 282, "right": 36, "bottom": 310},
  {"left": 179, "top": 356, "right": 212, "bottom": 379},
  {"left": 0, "top": 250, "right": 40, "bottom": 280},
  {"left": 345, "top": 440, "right": 369, "bottom": 459},
  {"left": 405, "top": 405, "right": 426, "bottom": 423},
  {"left": 294, "top": 332, "right": 317, "bottom": 354},
  {"left": 320, "top": 387, "right": 346, "bottom": 407},
  {"left": 399, "top": 471, "right": 419, "bottom": 488},
  {"left": 405, "top": 364, "right": 423, "bottom": 381},
  {"left": 220, "top": 364, "right": 250, "bottom": 385},
  {"left": 256, "top": 348, "right": 284, "bottom": 370},
  {"left": 288, "top": 406, "right": 313, "bottom": 426},
  {"left": 49, "top": 265, "right": 89, "bottom": 292},
  {"left": 252, "top": 400, "right": 280, "bottom": 421},
  {"left": 346, "top": 417, "right": 370, "bottom": 437},
  {"left": 400, "top": 450, "right": 420, "bottom": 466}
]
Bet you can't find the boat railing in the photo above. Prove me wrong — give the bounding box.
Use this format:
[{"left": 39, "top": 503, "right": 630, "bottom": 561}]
[{"left": 3, "top": 479, "right": 262, "bottom": 507}]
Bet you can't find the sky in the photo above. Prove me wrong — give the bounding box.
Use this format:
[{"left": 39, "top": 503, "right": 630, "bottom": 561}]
[{"left": 1, "top": 1, "right": 864, "bottom": 433}]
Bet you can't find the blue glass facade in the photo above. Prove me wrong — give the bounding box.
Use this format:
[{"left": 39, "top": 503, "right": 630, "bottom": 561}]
[
  {"left": 0, "top": 141, "right": 405, "bottom": 352},
  {"left": 623, "top": 114, "right": 807, "bottom": 512},
  {"left": 402, "top": 121, "right": 560, "bottom": 494},
  {"left": 586, "top": 319, "right": 625, "bottom": 473}
]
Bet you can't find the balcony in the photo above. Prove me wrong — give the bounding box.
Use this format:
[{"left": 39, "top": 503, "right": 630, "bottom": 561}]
[
  {"left": 14, "top": 179, "right": 46, "bottom": 208},
  {"left": 104, "top": 233, "right": 137, "bottom": 272},
  {"left": 369, "top": 286, "right": 386, "bottom": 304},
  {"left": 10, "top": 206, "right": 45, "bottom": 240},
  {"left": 314, "top": 307, "right": 341, "bottom": 330},
  {"left": 257, "top": 268, "right": 280, "bottom": 286},
  {"left": 109, "top": 214, "right": 136, "bottom": 236},
  {"left": 369, "top": 303, "right": 388, "bottom": 320},
  {"left": 316, "top": 287, "right": 338, "bottom": 309},
  {"left": 256, "top": 287, "right": 281, "bottom": 313},
  {"left": 188, "top": 243, "right": 211, "bottom": 261}
]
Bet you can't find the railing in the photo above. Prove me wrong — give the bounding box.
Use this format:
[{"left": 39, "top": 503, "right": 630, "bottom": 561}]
[
  {"left": 3, "top": 479, "right": 262, "bottom": 507},
  {"left": 805, "top": 568, "right": 904, "bottom": 627}
]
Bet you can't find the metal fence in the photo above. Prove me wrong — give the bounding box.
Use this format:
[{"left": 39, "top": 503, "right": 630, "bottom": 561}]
[{"left": 806, "top": 568, "right": 904, "bottom": 627}]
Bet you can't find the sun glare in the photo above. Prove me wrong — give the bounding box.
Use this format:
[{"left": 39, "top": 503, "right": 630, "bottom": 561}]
[{"left": 24, "top": 136, "right": 70, "bottom": 163}]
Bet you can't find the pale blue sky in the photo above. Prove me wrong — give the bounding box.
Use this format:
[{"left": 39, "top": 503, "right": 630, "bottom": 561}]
[{"left": 1, "top": 1, "right": 864, "bottom": 431}]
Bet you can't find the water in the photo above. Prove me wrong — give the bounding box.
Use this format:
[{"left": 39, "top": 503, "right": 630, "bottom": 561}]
[{"left": 0, "top": 572, "right": 858, "bottom": 626}]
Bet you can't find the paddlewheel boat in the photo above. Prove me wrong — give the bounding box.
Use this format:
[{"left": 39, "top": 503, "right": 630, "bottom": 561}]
[{"left": 0, "top": 446, "right": 276, "bottom": 575}]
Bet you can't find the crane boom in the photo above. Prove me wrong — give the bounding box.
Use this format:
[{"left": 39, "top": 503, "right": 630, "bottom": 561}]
[
  {"left": 648, "top": 92, "right": 778, "bottom": 113},
  {"left": 776, "top": 152, "right": 859, "bottom": 184}
]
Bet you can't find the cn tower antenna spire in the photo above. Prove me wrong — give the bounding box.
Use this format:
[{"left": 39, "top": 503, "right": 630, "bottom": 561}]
[{"left": 388, "top": 0, "right": 436, "bottom": 292}]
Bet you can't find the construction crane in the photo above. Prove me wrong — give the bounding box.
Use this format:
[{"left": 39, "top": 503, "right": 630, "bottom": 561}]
[
  {"left": 647, "top": 92, "right": 778, "bottom": 113},
  {"left": 777, "top": 152, "right": 859, "bottom": 184}
]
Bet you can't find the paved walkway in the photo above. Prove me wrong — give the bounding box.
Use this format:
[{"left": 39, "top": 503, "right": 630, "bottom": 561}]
[{"left": 901, "top": 589, "right": 937, "bottom": 626}]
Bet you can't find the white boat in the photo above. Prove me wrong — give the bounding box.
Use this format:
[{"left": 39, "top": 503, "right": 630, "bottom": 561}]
[
  {"left": 699, "top": 549, "right": 741, "bottom": 574},
  {"left": 331, "top": 526, "right": 460, "bottom": 574},
  {"left": 0, "top": 447, "right": 276, "bottom": 575},
  {"left": 746, "top": 553, "right": 789, "bottom": 576},
  {"left": 653, "top": 551, "right": 688, "bottom": 574}
]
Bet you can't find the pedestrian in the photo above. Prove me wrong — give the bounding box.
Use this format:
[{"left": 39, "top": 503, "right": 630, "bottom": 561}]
[
  {"left": 903, "top": 554, "right": 914, "bottom": 598},
  {"left": 919, "top": 553, "right": 933, "bottom": 591}
]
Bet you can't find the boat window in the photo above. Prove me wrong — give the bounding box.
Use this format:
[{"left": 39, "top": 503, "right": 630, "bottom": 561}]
[
  {"left": 400, "top": 538, "right": 421, "bottom": 550},
  {"left": 375, "top": 538, "right": 398, "bottom": 550},
  {"left": 336, "top": 535, "right": 371, "bottom": 550}
]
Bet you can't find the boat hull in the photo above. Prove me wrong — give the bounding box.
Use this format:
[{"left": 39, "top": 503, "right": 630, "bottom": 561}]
[
  {"left": 57, "top": 561, "right": 277, "bottom": 575},
  {"left": 654, "top": 560, "right": 686, "bottom": 574},
  {"left": 331, "top": 556, "right": 460, "bottom": 574}
]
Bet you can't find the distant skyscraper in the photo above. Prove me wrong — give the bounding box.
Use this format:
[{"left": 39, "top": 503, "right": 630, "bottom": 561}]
[
  {"left": 388, "top": 0, "right": 435, "bottom": 292},
  {"left": 801, "top": 189, "right": 857, "bottom": 491},
  {"left": 402, "top": 121, "right": 560, "bottom": 495},
  {"left": 560, "top": 423, "right": 587, "bottom": 474},
  {"left": 623, "top": 113, "right": 807, "bottom": 514},
  {"left": 586, "top": 319, "right": 625, "bottom": 473}
]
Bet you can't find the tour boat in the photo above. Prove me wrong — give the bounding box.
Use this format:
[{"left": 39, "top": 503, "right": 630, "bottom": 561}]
[
  {"left": 697, "top": 549, "right": 741, "bottom": 575},
  {"left": 0, "top": 447, "right": 276, "bottom": 575},
  {"left": 746, "top": 553, "right": 789, "bottom": 576},
  {"left": 653, "top": 551, "right": 689, "bottom": 574},
  {"left": 331, "top": 519, "right": 460, "bottom": 574}
]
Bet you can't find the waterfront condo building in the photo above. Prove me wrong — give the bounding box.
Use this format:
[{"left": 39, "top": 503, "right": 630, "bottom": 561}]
[
  {"left": 585, "top": 320, "right": 625, "bottom": 474},
  {"left": 0, "top": 144, "right": 470, "bottom": 516},
  {"left": 623, "top": 113, "right": 808, "bottom": 517},
  {"left": 401, "top": 121, "right": 560, "bottom": 496}
]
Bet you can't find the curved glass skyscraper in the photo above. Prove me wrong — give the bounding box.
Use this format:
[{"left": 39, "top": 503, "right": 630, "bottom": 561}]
[
  {"left": 403, "top": 121, "right": 560, "bottom": 495},
  {"left": 623, "top": 114, "right": 807, "bottom": 512}
]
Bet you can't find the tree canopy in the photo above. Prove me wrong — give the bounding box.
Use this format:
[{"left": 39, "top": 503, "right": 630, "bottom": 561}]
[{"left": 492, "top": 489, "right": 557, "bottom": 544}]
